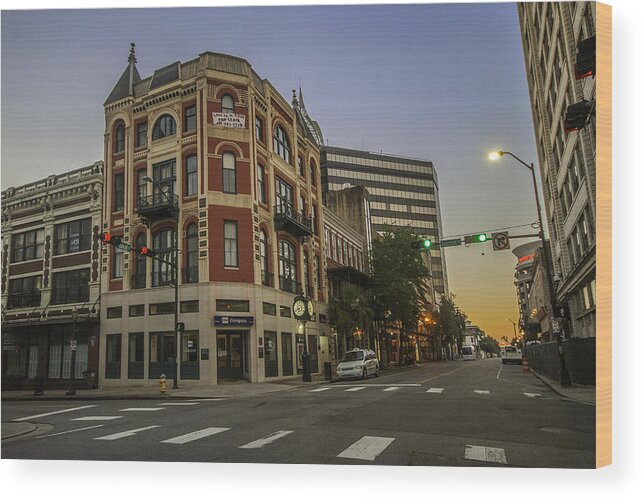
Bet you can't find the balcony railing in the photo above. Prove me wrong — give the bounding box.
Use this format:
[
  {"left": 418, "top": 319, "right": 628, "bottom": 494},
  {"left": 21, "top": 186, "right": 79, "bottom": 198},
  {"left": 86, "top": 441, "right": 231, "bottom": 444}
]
[
  {"left": 273, "top": 204, "right": 312, "bottom": 238},
  {"left": 138, "top": 192, "right": 179, "bottom": 219}
]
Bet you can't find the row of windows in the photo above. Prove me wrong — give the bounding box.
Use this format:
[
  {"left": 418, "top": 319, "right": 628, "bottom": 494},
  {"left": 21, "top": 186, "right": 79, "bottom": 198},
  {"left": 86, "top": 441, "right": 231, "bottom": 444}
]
[
  {"left": 565, "top": 205, "right": 594, "bottom": 272},
  {"left": 7, "top": 268, "right": 92, "bottom": 309},
  {"left": 326, "top": 168, "right": 435, "bottom": 189},
  {"left": 324, "top": 153, "right": 433, "bottom": 175},
  {"left": 326, "top": 178, "right": 435, "bottom": 198},
  {"left": 10, "top": 219, "right": 94, "bottom": 264},
  {"left": 369, "top": 201, "right": 438, "bottom": 216},
  {"left": 323, "top": 228, "right": 364, "bottom": 272}
]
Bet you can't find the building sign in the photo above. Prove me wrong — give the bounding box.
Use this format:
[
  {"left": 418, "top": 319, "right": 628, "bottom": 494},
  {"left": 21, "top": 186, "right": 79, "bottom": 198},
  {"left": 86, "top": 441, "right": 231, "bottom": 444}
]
[
  {"left": 214, "top": 315, "right": 255, "bottom": 327},
  {"left": 518, "top": 253, "right": 535, "bottom": 264},
  {"left": 212, "top": 112, "right": 245, "bottom": 128}
]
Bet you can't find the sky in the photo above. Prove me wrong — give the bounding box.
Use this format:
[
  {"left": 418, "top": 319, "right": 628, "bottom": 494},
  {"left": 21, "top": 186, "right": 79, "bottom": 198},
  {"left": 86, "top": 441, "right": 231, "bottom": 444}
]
[{"left": 1, "top": 1, "right": 542, "bottom": 341}]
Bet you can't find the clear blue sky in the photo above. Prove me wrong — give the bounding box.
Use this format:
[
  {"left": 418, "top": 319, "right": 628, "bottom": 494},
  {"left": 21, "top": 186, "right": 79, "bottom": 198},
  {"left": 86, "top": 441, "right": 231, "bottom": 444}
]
[{"left": 1, "top": 2, "right": 541, "bottom": 339}]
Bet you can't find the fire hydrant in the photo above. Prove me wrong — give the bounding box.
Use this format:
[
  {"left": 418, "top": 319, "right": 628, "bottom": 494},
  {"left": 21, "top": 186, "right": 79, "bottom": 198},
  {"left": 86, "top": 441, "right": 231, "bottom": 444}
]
[{"left": 159, "top": 374, "right": 167, "bottom": 394}]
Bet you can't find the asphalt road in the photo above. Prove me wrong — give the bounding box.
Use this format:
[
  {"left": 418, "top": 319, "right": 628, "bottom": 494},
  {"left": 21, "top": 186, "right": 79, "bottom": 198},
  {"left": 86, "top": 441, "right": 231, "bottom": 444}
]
[{"left": 1, "top": 358, "right": 595, "bottom": 467}]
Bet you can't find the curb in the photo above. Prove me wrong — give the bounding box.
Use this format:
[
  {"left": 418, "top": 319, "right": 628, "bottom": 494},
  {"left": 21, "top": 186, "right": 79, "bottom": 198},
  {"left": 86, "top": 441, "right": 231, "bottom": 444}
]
[
  {"left": 529, "top": 368, "right": 596, "bottom": 405},
  {"left": 1, "top": 422, "right": 39, "bottom": 440}
]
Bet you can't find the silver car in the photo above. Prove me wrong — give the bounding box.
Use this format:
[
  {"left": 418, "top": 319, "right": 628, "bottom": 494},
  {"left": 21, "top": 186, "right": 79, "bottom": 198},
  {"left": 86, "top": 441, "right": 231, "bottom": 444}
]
[{"left": 336, "top": 349, "right": 380, "bottom": 380}]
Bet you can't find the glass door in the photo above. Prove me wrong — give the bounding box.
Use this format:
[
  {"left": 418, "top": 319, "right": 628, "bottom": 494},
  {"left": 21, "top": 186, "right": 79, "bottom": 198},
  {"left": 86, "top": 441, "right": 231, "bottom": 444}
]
[
  {"left": 264, "top": 331, "right": 278, "bottom": 378},
  {"left": 216, "top": 332, "right": 244, "bottom": 379},
  {"left": 308, "top": 335, "right": 319, "bottom": 373},
  {"left": 281, "top": 332, "right": 293, "bottom": 376}
]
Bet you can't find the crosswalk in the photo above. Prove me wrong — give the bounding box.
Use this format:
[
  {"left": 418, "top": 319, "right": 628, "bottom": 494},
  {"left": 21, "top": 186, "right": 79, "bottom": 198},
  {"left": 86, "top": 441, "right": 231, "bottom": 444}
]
[
  {"left": 308, "top": 385, "right": 543, "bottom": 398},
  {"left": 20, "top": 401, "right": 510, "bottom": 465}
]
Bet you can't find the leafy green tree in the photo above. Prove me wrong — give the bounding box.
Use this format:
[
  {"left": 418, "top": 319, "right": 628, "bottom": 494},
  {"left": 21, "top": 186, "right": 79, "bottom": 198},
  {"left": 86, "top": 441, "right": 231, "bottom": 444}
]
[
  {"left": 328, "top": 283, "right": 373, "bottom": 359},
  {"left": 370, "top": 225, "right": 430, "bottom": 363},
  {"left": 478, "top": 336, "right": 500, "bottom": 356},
  {"left": 436, "top": 295, "right": 467, "bottom": 359}
]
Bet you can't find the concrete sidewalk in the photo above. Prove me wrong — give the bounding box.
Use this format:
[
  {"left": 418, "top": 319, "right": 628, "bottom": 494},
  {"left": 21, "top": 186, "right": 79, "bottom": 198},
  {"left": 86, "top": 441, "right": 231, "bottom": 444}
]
[{"left": 530, "top": 369, "right": 596, "bottom": 405}]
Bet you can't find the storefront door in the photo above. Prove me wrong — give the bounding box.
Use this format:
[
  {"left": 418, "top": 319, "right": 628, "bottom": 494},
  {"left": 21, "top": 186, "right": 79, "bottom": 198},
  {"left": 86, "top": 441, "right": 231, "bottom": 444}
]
[
  {"left": 281, "top": 332, "right": 293, "bottom": 376},
  {"left": 216, "top": 331, "right": 244, "bottom": 379},
  {"left": 264, "top": 331, "right": 278, "bottom": 378}
]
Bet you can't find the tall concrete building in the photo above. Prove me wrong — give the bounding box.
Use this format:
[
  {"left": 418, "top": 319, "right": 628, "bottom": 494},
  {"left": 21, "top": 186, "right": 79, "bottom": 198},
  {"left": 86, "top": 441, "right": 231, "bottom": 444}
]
[
  {"left": 517, "top": 2, "right": 596, "bottom": 340},
  {"left": 320, "top": 147, "right": 448, "bottom": 296},
  {"left": 100, "top": 46, "right": 327, "bottom": 386}
]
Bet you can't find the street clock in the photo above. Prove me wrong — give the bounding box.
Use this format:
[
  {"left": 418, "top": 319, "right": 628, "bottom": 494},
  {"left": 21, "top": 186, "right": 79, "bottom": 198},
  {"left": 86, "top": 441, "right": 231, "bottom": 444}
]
[
  {"left": 307, "top": 299, "right": 314, "bottom": 318},
  {"left": 293, "top": 297, "right": 307, "bottom": 320}
]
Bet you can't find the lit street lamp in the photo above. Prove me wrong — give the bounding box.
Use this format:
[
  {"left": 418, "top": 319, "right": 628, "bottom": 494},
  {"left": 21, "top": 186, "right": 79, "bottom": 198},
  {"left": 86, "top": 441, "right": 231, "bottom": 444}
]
[
  {"left": 506, "top": 318, "right": 517, "bottom": 340},
  {"left": 143, "top": 176, "right": 180, "bottom": 390},
  {"left": 489, "top": 151, "right": 571, "bottom": 386}
]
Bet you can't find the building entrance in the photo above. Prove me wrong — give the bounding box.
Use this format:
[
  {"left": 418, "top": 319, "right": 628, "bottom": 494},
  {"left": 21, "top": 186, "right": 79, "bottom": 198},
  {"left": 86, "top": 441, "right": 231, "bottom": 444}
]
[{"left": 216, "top": 331, "right": 245, "bottom": 380}]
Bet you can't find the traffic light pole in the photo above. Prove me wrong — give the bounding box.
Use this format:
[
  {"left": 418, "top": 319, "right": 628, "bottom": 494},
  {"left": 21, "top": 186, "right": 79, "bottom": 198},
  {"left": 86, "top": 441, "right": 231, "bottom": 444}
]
[{"left": 173, "top": 206, "right": 179, "bottom": 390}]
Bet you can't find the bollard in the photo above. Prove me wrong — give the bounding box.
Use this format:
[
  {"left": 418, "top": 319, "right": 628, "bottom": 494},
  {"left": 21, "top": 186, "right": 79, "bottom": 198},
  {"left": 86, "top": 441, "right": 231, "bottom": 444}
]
[{"left": 522, "top": 356, "right": 530, "bottom": 373}]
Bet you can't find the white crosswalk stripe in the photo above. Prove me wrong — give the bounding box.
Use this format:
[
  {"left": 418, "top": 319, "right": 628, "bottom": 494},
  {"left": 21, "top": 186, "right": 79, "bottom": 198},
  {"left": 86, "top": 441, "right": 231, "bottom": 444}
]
[
  {"left": 161, "top": 427, "right": 230, "bottom": 444},
  {"left": 95, "top": 425, "right": 160, "bottom": 441},
  {"left": 426, "top": 388, "right": 444, "bottom": 393},
  {"left": 72, "top": 416, "right": 123, "bottom": 421},
  {"left": 239, "top": 430, "right": 294, "bottom": 449},
  {"left": 309, "top": 387, "right": 332, "bottom": 392},
  {"left": 523, "top": 392, "right": 542, "bottom": 398},
  {"left": 345, "top": 387, "right": 366, "bottom": 392},
  {"left": 13, "top": 405, "right": 97, "bottom": 422},
  {"left": 158, "top": 402, "right": 199, "bottom": 406},
  {"left": 383, "top": 387, "right": 400, "bottom": 392},
  {"left": 464, "top": 445, "right": 507, "bottom": 464},
  {"left": 474, "top": 390, "right": 490, "bottom": 395},
  {"left": 337, "top": 436, "right": 395, "bottom": 461}
]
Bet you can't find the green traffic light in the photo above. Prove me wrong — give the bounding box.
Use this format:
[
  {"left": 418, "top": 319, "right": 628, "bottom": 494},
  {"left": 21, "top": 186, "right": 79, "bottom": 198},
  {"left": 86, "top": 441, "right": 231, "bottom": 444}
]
[
  {"left": 422, "top": 239, "right": 432, "bottom": 248},
  {"left": 477, "top": 234, "right": 487, "bottom": 242}
]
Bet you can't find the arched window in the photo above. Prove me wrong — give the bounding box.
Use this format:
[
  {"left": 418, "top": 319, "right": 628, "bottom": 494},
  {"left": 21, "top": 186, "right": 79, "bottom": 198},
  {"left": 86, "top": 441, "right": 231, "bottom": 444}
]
[
  {"left": 133, "top": 232, "right": 147, "bottom": 289},
  {"left": 152, "top": 114, "right": 176, "bottom": 140},
  {"left": 273, "top": 126, "right": 291, "bottom": 164},
  {"left": 278, "top": 239, "right": 297, "bottom": 293},
  {"left": 152, "top": 228, "right": 176, "bottom": 286},
  {"left": 222, "top": 152, "right": 236, "bottom": 194},
  {"left": 260, "top": 230, "right": 269, "bottom": 286},
  {"left": 221, "top": 94, "right": 235, "bottom": 114},
  {"left": 114, "top": 122, "right": 125, "bottom": 153},
  {"left": 185, "top": 223, "right": 198, "bottom": 283}
]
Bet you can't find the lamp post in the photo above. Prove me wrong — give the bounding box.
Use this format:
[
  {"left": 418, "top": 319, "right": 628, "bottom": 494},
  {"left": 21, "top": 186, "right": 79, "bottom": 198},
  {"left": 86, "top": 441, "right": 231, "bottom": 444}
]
[
  {"left": 489, "top": 151, "right": 571, "bottom": 386},
  {"left": 506, "top": 318, "right": 517, "bottom": 341},
  {"left": 66, "top": 308, "right": 79, "bottom": 396},
  {"left": 143, "top": 176, "right": 180, "bottom": 390}
]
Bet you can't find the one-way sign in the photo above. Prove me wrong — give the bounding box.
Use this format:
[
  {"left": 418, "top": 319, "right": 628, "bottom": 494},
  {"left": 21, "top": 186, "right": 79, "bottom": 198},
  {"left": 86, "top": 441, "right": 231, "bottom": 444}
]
[{"left": 492, "top": 231, "right": 510, "bottom": 251}]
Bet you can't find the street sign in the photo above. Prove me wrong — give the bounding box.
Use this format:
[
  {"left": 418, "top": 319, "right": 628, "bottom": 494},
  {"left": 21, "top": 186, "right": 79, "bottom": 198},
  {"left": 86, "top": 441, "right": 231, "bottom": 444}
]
[
  {"left": 116, "top": 242, "right": 132, "bottom": 252},
  {"left": 492, "top": 231, "right": 510, "bottom": 251},
  {"left": 551, "top": 319, "right": 560, "bottom": 333},
  {"left": 439, "top": 238, "right": 462, "bottom": 248}
]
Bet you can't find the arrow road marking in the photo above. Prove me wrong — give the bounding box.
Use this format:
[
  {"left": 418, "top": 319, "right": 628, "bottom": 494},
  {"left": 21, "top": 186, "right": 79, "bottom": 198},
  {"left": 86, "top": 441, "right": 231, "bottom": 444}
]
[
  {"left": 95, "top": 425, "right": 160, "bottom": 441},
  {"left": 474, "top": 390, "right": 490, "bottom": 395},
  {"left": 161, "top": 427, "right": 230, "bottom": 444},
  {"left": 72, "top": 416, "right": 123, "bottom": 421},
  {"left": 337, "top": 436, "right": 395, "bottom": 461},
  {"left": 345, "top": 387, "right": 366, "bottom": 392},
  {"left": 239, "top": 430, "right": 294, "bottom": 449},
  {"left": 523, "top": 393, "right": 542, "bottom": 398},
  {"left": 427, "top": 388, "right": 444, "bottom": 393},
  {"left": 13, "top": 405, "right": 98, "bottom": 422},
  {"left": 465, "top": 445, "right": 507, "bottom": 464},
  {"left": 310, "top": 387, "right": 332, "bottom": 392}
]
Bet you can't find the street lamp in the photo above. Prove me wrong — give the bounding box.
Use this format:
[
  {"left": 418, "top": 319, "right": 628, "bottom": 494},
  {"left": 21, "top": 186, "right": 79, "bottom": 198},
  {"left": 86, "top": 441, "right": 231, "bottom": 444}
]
[
  {"left": 143, "top": 176, "right": 180, "bottom": 390},
  {"left": 489, "top": 150, "right": 571, "bottom": 386},
  {"left": 66, "top": 308, "right": 79, "bottom": 396},
  {"left": 506, "top": 318, "right": 517, "bottom": 340}
]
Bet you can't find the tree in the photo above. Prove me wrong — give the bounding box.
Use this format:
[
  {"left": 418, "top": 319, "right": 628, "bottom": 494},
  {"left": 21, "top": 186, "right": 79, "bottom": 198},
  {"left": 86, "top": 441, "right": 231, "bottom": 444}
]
[
  {"left": 436, "top": 295, "right": 467, "bottom": 359},
  {"left": 328, "top": 283, "right": 373, "bottom": 359},
  {"left": 478, "top": 336, "right": 500, "bottom": 356},
  {"left": 370, "top": 225, "right": 430, "bottom": 364}
]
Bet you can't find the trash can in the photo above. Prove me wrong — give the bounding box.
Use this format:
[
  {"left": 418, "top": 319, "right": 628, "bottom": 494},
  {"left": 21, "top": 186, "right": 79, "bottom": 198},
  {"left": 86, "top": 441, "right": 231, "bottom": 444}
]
[
  {"left": 324, "top": 362, "right": 333, "bottom": 381},
  {"left": 83, "top": 371, "right": 97, "bottom": 389},
  {"left": 33, "top": 376, "right": 45, "bottom": 396}
]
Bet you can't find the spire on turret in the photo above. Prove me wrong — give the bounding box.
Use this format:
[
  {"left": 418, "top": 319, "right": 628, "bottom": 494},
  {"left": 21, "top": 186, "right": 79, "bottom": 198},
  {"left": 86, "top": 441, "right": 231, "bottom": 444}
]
[
  {"left": 128, "top": 43, "right": 137, "bottom": 96},
  {"left": 104, "top": 43, "right": 141, "bottom": 106},
  {"left": 298, "top": 85, "right": 306, "bottom": 111}
]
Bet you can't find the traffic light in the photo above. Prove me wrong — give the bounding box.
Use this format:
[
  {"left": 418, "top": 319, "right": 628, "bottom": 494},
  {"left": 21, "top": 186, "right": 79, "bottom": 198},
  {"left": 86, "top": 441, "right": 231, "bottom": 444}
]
[
  {"left": 411, "top": 239, "right": 432, "bottom": 249},
  {"left": 137, "top": 245, "right": 158, "bottom": 258},
  {"left": 575, "top": 35, "right": 595, "bottom": 80},
  {"left": 100, "top": 231, "right": 122, "bottom": 246},
  {"left": 564, "top": 100, "right": 594, "bottom": 133},
  {"left": 464, "top": 233, "right": 488, "bottom": 244}
]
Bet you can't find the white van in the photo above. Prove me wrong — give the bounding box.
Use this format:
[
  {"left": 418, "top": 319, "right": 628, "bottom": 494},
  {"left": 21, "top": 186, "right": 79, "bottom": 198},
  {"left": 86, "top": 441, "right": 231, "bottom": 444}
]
[
  {"left": 336, "top": 349, "right": 379, "bottom": 380},
  {"left": 501, "top": 345, "right": 523, "bottom": 365},
  {"left": 461, "top": 345, "right": 476, "bottom": 361}
]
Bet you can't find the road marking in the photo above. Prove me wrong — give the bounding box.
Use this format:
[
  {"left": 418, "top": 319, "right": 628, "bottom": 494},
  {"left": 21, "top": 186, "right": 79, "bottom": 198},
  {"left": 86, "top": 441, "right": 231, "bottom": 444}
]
[
  {"left": 464, "top": 445, "right": 507, "bottom": 464},
  {"left": 95, "top": 425, "right": 160, "bottom": 441},
  {"left": 383, "top": 387, "right": 400, "bottom": 392},
  {"left": 523, "top": 393, "right": 542, "bottom": 398},
  {"left": 337, "top": 436, "right": 395, "bottom": 461},
  {"left": 418, "top": 365, "right": 465, "bottom": 384},
  {"left": 426, "top": 388, "right": 444, "bottom": 393},
  {"left": 188, "top": 399, "right": 226, "bottom": 402},
  {"left": 158, "top": 402, "right": 199, "bottom": 406},
  {"left": 474, "top": 390, "right": 490, "bottom": 395},
  {"left": 72, "top": 416, "right": 123, "bottom": 421},
  {"left": 36, "top": 425, "right": 105, "bottom": 439},
  {"left": 333, "top": 384, "right": 420, "bottom": 387},
  {"left": 310, "top": 387, "right": 332, "bottom": 392},
  {"left": 345, "top": 387, "right": 366, "bottom": 392},
  {"left": 161, "top": 427, "right": 230, "bottom": 444},
  {"left": 13, "top": 405, "right": 97, "bottom": 422},
  {"left": 119, "top": 407, "right": 166, "bottom": 412},
  {"left": 239, "top": 430, "right": 294, "bottom": 449}
]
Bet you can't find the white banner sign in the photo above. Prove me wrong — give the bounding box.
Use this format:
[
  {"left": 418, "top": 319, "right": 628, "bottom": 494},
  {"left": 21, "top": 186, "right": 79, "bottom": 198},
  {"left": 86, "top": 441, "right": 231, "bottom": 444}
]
[{"left": 212, "top": 112, "right": 245, "bottom": 129}]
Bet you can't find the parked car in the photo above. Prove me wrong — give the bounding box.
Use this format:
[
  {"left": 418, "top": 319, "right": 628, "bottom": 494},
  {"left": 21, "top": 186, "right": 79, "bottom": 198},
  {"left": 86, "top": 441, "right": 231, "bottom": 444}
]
[
  {"left": 336, "top": 349, "right": 379, "bottom": 380},
  {"left": 501, "top": 345, "right": 523, "bottom": 365},
  {"left": 461, "top": 345, "right": 476, "bottom": 361}
]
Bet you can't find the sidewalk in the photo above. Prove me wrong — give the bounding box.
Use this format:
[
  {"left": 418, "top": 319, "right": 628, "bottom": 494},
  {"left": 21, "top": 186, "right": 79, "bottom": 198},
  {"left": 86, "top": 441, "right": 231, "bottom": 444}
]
[{"left": 530, "top": 369, "right": 596, "bottom": 405}]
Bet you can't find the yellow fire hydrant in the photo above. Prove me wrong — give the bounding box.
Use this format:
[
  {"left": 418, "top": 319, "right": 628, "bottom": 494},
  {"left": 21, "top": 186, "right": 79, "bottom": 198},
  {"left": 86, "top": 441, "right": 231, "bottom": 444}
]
[{"left": 159, "top": 374, "right": 167, "bottom": 394}]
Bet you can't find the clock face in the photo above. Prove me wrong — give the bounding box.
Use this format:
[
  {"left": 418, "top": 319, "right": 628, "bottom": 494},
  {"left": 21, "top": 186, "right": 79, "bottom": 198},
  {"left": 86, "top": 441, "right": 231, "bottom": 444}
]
[
  {"left": 293, "top": 300, "right": 306, "bottom": 318},
  {"left": 307, "top": 300, "right": 314, "bottom": 317}
]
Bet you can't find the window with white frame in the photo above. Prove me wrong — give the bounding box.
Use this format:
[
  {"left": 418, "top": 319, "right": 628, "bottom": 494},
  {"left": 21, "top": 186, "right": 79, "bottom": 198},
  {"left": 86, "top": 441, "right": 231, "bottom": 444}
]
[
  {"left": 223, "top": 152, "right": 236, "bottom": 194},
  {"left": 224, "top": 221, "right": 238, "bottom": 267}
]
